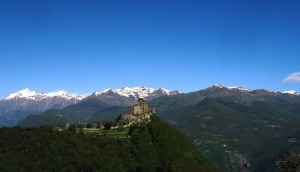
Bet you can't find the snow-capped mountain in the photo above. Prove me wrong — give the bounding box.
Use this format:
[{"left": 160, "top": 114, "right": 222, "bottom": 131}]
[
  {"left": 19, "top": 84, "right": 300, "bottom": 129},
  {"left": 0, "top": 86, "right": 180, "bottom": 126},
  {"left": 192, "top": 84, "right": 300, "bottom": 107},
  {"left": 211, "top": 84, "right": 300, "bottom": 96},
  {"left": 3, "top": 85, "right": 299, "bottom": 127},
  {"left": 0, "top": 88, "right": 87, "bottom": 126},
  {"left": 4, "top": 88, "right": 86, "bottom": 101},
  {"left": 282, "top": 90, "right": 299, "bottom": 95},
  {"left": 210, "top": 84, "right": 251, "bottom": 92},
  {"left": 95, "top": 86, "right": 180, "bottom": 100}
]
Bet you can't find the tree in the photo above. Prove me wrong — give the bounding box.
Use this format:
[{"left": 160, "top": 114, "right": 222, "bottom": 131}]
[{"left": 104, "top": 121, "right": 112, "bottom": 130}]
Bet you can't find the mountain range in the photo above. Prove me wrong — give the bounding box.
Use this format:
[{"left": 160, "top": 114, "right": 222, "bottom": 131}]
[
  {"left": 0, "top": 89, "right": 84, "bottom": 126},
  {"left": 1, "top": 84, "right": 300, "bottom": 171},
  {"left": 17, "top": 84, "right": 300, "bottom": 171},
  {"left": 2, "top": 85, "right": 298, "bottom": 127},
  {"left": 0, "top": 86, "right": 179, "bottom": 126}
]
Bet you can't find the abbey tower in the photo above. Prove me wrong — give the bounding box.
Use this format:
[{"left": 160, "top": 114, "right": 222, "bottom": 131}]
[{"left": 121, "top": 98, "right": 154, "bottom": 126}]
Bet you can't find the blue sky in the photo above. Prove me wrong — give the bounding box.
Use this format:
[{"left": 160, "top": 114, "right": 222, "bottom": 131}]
[{"left": 0, "top": 0, "right": 300, "bottom": 98}]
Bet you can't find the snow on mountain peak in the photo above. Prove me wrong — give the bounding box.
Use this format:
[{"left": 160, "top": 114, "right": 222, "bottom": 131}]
[
  {"left": 45, "top": 90, "right": 86, "bottom": 100},
  {"left": 282, "top": 90, "right": 299, "bottom": 95},
  {"left": 96, "top": 86, "right": 179, "bottom": 99},
  {"left": 46, "top": 90, "right": 68, "bottom": 97},
  {"left": 5, "top": 88, "right": 41, "bottom": 100},
  {"left": 212, "top": 84, "right": 225, "bottom": 88},
  {"left": 227, "top": 86, "right": 251, "bottom": 92},
  {"left": 157, "top": 87, "right": 180, "bottom": 95},
  {"left": 119, "top": 86, "right": 155, "bottom": 98},
  {"left": 211, "top": 84, "right": 251, "bottom": 91},
  {"left": 4, "top": 89, "right": 86, "bottom": 100},
  {"left": 3, "top": 86, "right": 180, "bottom": 101}
]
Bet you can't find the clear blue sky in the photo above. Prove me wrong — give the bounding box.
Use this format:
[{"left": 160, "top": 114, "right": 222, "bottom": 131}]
[{"left": 0, "top": 0, "right": 300, "bottom": 98}]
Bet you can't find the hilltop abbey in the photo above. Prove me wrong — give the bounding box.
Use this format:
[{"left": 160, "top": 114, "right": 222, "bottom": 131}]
[
  {"left": 121, "top": 98, "right": 155, "bottom": 126},
  {"left": 84, "top": 98, "right": 155, "bottom": 130}
]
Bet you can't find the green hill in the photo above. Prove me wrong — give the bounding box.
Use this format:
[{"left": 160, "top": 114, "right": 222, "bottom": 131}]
[
  {"left": 0, "top": 116, "right": 218, "bottom": 171},
  {"left": 89, "top": 106, "right": 128, "bottom": 122},
  {"left": 159, "top": 98, "right": 300, "bottom": 171},
  {"left": 18, "top": 110, "right": 69, "bottom": 127},
  {"left": 18, "top": 98, "right": 111, "bottom": 127}
]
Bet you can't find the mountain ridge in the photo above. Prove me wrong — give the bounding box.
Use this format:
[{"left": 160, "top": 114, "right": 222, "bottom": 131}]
[
  {"left": 4, "top": 88, "right": 86, "bottom": 101},
  {"left": 1, "top": 86, "right": 180, "bottom": 126},
  {"left": 2, "top": 86, "right": 180, "bottom": 101},
  {"left": 95, "top": 86, "right": 180, "bottom": 100},
  {"left": 2, "top": 84, "right": 299, "bottom": 101},
  {"left": 18, "top": 84, "right": 300, "bottom": 128},
  {"left": 3, "top": 84, "right": 300, "bottom": 127}
]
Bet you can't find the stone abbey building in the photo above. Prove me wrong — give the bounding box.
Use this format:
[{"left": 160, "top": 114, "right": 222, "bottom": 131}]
[
  {"left": 121, "top": 98, "right": 155, "bottom": 126},
  {"left": 85, "top": 98, "right": 155, "bottom": 130}
]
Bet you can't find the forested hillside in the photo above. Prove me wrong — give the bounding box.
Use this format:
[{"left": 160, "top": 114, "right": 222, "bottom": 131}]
[{"left": 0, "top": 116, "right": 218, "bottom": 171}]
